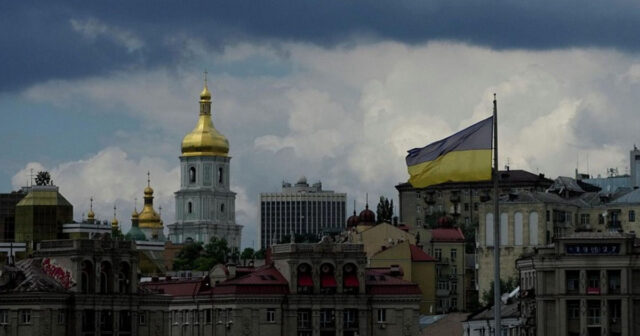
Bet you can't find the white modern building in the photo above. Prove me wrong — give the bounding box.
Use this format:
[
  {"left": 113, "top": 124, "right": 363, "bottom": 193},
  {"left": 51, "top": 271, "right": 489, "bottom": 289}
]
[{"left": 260, "top": 177, "right": 346, "bottom": 249}]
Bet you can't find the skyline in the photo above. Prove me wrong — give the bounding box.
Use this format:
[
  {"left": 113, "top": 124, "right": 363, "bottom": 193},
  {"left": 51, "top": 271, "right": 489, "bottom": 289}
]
[{"left": 3, "top": 2, "right": 640, "bottom": 247}]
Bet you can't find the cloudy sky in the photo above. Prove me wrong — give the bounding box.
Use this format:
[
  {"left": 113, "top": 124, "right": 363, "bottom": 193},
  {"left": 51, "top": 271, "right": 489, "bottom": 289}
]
[{"left": 3, "top": 1, "right": 640, "bottom": 248}]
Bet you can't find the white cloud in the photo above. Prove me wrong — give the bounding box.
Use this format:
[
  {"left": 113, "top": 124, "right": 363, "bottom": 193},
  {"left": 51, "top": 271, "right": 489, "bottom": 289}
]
[
  {"left": 12, "top": 147, "right": 179, "bottom": 234},
  {"left": 14, "top": 41, "right": 640, "bottom": 247},
  {"left": 70, "top": 18, "right": 144, "bottom": 52}
]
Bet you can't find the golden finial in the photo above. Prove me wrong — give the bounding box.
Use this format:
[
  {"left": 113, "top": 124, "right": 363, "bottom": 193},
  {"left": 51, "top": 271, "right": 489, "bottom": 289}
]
[
  {"left": 112, "top": 204, "right": 119, "bottom": 227},
  {"left": 147, "top": 171, "right": 151, "bottom": 187},
  {"left": 200, "top": 70, "right": 212, "bottom": 101},
  {"left": 144, "top": 171, "right": 154, "bottom": 195},
  {"left": 87, "top": 197, "right": 95, "bottom": 219}
]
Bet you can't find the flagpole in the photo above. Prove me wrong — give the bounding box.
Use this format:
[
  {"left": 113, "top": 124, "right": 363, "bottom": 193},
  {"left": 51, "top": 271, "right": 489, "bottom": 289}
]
[{"left": 492, "top": 93, "right": 501, "bottom": 334}]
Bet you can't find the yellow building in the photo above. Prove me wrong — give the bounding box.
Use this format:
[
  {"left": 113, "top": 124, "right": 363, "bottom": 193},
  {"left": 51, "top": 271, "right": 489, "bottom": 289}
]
[
  {"left": 350, "top": 222, "right": 416, "bottom": 258},
  {"left": 369, "top": 240, "right": 436, "bottom": 314}
]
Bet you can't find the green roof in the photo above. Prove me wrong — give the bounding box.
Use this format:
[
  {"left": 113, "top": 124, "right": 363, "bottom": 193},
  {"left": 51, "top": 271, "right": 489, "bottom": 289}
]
[
  {"left": 16, "top": 186, "right": 72, "bottom": 207},
  {"left": 125, "top": 225, "right": 147, "bottom": 241}
]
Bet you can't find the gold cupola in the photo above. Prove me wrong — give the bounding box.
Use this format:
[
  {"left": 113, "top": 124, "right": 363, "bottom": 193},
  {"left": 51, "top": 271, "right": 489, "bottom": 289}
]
[
  {"left": 138, "top": 172, "right": 163, "bottom": 229},
  {"left": 111, "top": 205, "right": 119, "bottom": 229},
  {"left": 180, "top": 73, "right": 229, "bottom": 157},
  {"left": 87, "top": 197, "right": 95, "bottom": 223}
]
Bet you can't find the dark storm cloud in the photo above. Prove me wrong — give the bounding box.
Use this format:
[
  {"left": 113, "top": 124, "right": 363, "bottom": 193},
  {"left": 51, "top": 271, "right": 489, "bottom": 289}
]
[{"left": 3, "top": 0, "right": 640, "bottom": 92}]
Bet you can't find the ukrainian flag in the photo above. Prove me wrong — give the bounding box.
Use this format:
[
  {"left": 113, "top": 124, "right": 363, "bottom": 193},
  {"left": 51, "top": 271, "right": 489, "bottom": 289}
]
[{"left": 406, "top": 116, "right": 493, "bottom": 188}]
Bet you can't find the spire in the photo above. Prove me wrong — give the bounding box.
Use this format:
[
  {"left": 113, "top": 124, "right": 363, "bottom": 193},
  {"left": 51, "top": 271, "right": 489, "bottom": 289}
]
[
  {"left": 200, "top": 70, "right": 212, "bottom": 103},
  {"left": 352, "top": 200, "right": 356, "bottom": 215},
  {"left": 365, "top": 193, "right": 369, "bottom": 209},
  {"left": 111, "top": 204, "right": 119, "bottom": 228},
  {"left": 87, "top": 196, "right": 95, "bottom": 222}
]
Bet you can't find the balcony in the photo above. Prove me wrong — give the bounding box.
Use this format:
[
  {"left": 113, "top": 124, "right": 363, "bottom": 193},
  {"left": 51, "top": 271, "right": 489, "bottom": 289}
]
[{"left": 587, "top": 287, "right": 601, "bottom": 295}]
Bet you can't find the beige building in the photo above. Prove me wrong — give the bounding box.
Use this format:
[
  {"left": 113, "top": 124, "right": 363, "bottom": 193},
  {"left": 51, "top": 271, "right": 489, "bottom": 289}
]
[
  {"left": 517, "top": 232, "right": 639, "bottom": 336},
  {"left": 476, "top": 191, "right": 585, "bottom": 302},
  {"left": 396, "top": 169, "right": 553, "bottom": 230},
  {"left": 350, "top": 222, "right": 416, "bottom": 258},
  {"left": 420, "top": 227, "right": 466, "bottom": 313},
  {"left": 369, "top": 240, "right": 436, "bottom": 314}
]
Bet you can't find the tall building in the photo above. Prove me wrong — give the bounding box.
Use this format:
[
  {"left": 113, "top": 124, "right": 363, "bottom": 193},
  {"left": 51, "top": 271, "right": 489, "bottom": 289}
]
[
  {"left": 168, "top": 79, "right": 242, "bottom": 249},
  {"left": 0, "top": 189, "right": 27, "bottom": 242},
  {"left": 517, "top": 232, "right": 637, "bottom": 336},
  {"left": 260, "top": 177, "right": 346, "bottom": 249},
  {"left": 395, "top": 169, "right": 553, "bottom": 230},
  {"left": 14, "top": 185, "right": 73, "bottom": 251}
]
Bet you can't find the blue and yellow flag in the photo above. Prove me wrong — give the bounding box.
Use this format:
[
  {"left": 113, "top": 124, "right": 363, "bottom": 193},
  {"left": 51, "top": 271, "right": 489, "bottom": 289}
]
[{"left": 406, "top": 116, "right": 493, "bottom": 188}]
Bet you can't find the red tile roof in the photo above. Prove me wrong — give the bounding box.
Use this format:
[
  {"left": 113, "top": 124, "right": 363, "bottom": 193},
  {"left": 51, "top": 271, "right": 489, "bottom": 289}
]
[
  {"left": 365, "top": 269, "right": 421, "bottom": 295},
  {"left": 212, "top": 264, "right": 289, "bottom": 295},
  {"left": 141, "top": 278, "right": 210, "bottom": 297},
  {"left": 409, "top": 244, "right": 436, "bottom": 262},
  {"left": 430, "top": 227, "right": 465, "bottom": 242}
]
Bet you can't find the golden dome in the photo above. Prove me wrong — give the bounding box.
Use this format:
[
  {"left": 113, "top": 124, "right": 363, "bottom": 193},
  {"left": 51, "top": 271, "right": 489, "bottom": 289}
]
[
  {"left": 144, "top": 186, "right": 154, "bottom": 195},
  {"left": 138, "top": 175, "right": 163, "bottom": 229},
  {"left": 87, "top": 210, "right": 95, "bottom": 220},
  {"left": 131, "top": 209, "right": 139, "bottom": 219},
  {"left": 181, "top": 80, "right": 229, "bottom": 157},
  {"left": 111, "top": 217, "right": 119, "bottom": 228}
]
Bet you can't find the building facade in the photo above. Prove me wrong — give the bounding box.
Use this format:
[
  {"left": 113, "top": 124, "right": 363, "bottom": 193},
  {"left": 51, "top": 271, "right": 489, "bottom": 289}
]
[
  {"left": 260, "top": 177, "right": 346, "bottom": 249},
  {"left": 168, "top": 81, "right": 242, "bottom": 249},
  {"left": 0, "top": 189, "right": 26, "bottom": 243},
  {"left": 516, "top": 232, "right": 640, "bottom": 336},
  {"left": 396, "top": 169, "right": 553, "bottom": 230}
]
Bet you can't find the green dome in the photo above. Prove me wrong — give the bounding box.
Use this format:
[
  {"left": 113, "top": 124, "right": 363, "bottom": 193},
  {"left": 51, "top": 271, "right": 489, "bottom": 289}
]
[{"left": 125, "top": 226, "right": 147, "bottom": 241}]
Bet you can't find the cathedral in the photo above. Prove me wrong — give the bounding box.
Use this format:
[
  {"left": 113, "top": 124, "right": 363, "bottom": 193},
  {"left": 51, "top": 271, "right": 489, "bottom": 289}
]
[{"left": 167, "top": 78, "right": 243, "bottom": 249}]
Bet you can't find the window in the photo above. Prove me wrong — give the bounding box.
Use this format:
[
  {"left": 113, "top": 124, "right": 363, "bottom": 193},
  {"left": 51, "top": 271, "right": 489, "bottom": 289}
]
[
  {"left": 139, "top": 311, "right": 146, "bottom": 325},
  {"left": 266, "top": 308, "right": 276, "bottom": 323},
  {"left": 599, "top": 214, "right": 605, "bottom": 224},
  {"left": 434, "top": 248, "right": 442, "bottom": 261},
  {"left": 189, "top": 167, "right": 196, "bottom": 183},
  {"left": 188, "top": 202, "right": 192, "bottom": 214},
  {"left": 451, "top": 281, "right": 457, "bottom": 293},
  {"left": 319, "top": 309, "right": 335, "bottom": 328},
  {"left": 587, "top": 301, "right": 600, "bottom": 325},
  {"left": 514, "top": 212, "right": 523, "bottom": 246},
  {"left": 474, "top": 203, "right": 478, "bottom": 211},
  {"left": 343, "top": 309, "right": 358, "bottom": 329},
  {"left": 587, "top": 271, "right": 600, "bottom": 294},
  {"left": 451, "top": 298, "right": 458, "bottom": 310},
  {"left": 172, "top": 311, "right": 178, "bottom": 325},
  {"left": 529, "top": 212, "right": 539, "bottom": 245},
  {"left": 297, "top": 309, "right": 311, "bottom": 329},
  {"left": 566, "top": 270, "right": 580, "bottom": 294},
  {"left": 486, "top": 213, "right": 494, "bottom": 246},
  {"left": 19, "top": 310, "right": 31, "bottom": 324},
  {"left": 218, "top": 167, "right": 223, "bottom": 184},
  {"left": 567, "top": 301, "right": 580, "bottom": 320},
  {"left": 451, "top": 265, "right": 457, "bottom": 275},
  {"left": 58, "top": 310, "right": 65, "bottom": 325},
  {"left": 609, "top": 300, "right": 621, "bottom": 324},
  {"left": 464, "top": 203, "right": 469, "bottom": 211},
  {"left": 377, "top": 309, "right": 386, "bottom": 323},
  {"left": 0, "top": 310, "right": 8, "bottom": 325},
  {"left": 630, "top": 210, "right": 636, "bottom": 222},
  {"left": 581, "top": 214, "right": 590, "bottom": 226},
  {"left": 220, "top": 203, "right": 225, "bottom": 213},
  {"left": 205, "top": 309, "right": 212, "bottom": 324},
  {"left": 546, "top": 210, "right": 550, "bottom": 222},
  {"left": 450, "top": 249, "right": 457, "bottom": 262},
  {"left": 438, "top": 281, "right": 448, "bottom": 290},
  {"left": 500, "top": 213, "right": 508, "bottom": 245}
]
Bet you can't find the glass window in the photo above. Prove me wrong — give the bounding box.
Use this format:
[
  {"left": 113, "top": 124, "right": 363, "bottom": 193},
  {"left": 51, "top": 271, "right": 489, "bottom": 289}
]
[
  {"left": 343, "top": 309, "right": 358, "bottom": 329},
  {"left": 20, "top": 310, "right": 31, "bottom": 324},
  {"left": 630, "top": 210, "right": 636, "bottom": 222},
  {"left": 58, "top": 310, "right": 65, "bottom": 325},
  {"left": 319, "top": 309, "right": 335, "bottom": 328},
  {"left": 0, "top": 310, "right": 8, "bottom": 325},
  {"left": 377, "top": 309, "right": 386, "bottom": 323},
  {"left": 205, "top": 309, "right": 212, "bottom": 324},
  {"left": 138, "top": 311, "right": 146, "bottom": 325},
  {"left": 297, "top": 309, "right": 311, "bottom": 329},
  {"left": 189, "top": 167, "right": 196, "bottom": 183},
  {"left": 266, "top": 308, "right": 276, "bottom": 323},
  {"left": 486, "top": 213, "right": 494, "bottom": 246},
  {"left": 450, "top": 249, "right": 457, "bottom": 262},
  {"left": 435, "top": 248, "right": 442, "bottom": 261},
  {"left": 587, "top": 301, "right": 600, "bottom": 325},
  {"left": 567, "top": 301, "right": 580, "bottom": 320}
]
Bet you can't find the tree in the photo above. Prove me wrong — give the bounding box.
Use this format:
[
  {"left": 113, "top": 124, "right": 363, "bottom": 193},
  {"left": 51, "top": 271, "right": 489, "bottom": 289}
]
[
  {"left": 376, "top": 196, "right": 393, "bottom": 224},
  {"left": 172, "top": 242, "right": 204, "bottom": 271},
  {"left": 254, "top": 248, "right": 266, "bottom": 259},
  {"left": 481, "top": 277, "right": 518, "bottom": 307},
  {"left": 241, "top": 247, "right": 255, "bottom": 264},
  {"left": 35, "top": 171, "right": 51, "bottom": 186}
]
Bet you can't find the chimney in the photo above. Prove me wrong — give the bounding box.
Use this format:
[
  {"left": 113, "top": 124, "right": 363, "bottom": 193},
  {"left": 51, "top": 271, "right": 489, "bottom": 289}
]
[{"left": 227, "top": 263, "right": 237, "bottom": 279}]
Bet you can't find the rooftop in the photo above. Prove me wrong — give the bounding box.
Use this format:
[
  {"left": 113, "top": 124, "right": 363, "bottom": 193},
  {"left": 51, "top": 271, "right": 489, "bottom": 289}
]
[{"left": 430, "top": 227, "right": 465, "bottom": 242}]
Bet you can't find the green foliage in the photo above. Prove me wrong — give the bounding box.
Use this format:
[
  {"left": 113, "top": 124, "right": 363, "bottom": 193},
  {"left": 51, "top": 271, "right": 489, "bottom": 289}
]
[
  {"left": 481, "top": 277, "right": 518, "bottom": 307},
  {"left": 254, "top": 248, "right": 266, "bottom": 259},
  {"left": 173, "top": 237, "right": 233, "bottom": 271},
  {"left": 241, "top": 247, "right": 255, "bottom": 262},
  {"left": 376, "top": 196, "right": 394, "bottom": 224},
  {"left": 172, "top": 242, "right": 204, "bottom": 271},
  {"left": 461, "top": 221, "right": 477, "bottom": 253},
  {"left": 35, "top": 171, "right": 51, "bottom": 186}
]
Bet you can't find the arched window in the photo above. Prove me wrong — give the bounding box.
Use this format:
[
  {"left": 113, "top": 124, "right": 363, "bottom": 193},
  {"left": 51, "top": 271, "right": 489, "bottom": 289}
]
[
  {"left": 514, "top": 212, "right": 523, "bottom": 246},
  {"left": 218, "top": 167, "right": 223, "bottom": 184},
  {"left": 189, "top": 167, "right": 196, "bottom": 184},
  {"left": 188, "top": 202, "right": 192, "bottom": 214},
  {"left": 342, "top": 263, "right": 359, "bottom": 294},
  {"left": 81, "top": 260, "right": 94, "bottom": 294},
  {"left": 297, "top": 263, "right": 313, "bottom": 294},
  {"left": 118, "top": 262, "right": 130, "bottom": 294},
  {"left": 220, "top": 203, "right": 225, "bottom": 213},
  {"left": 99, "top": 261, "right": 112, "bottom": 294},
  {"left": 320, "top": 263, "right": 337, "bottom": 294},
  {"left": 485, "top": 213, "right": 494, "bottom": 246},
  {"left": 500, "top": 213, "right": 508, "bottom": 246},
  {"left": 529, "top": 212, "right": 539, "bottom": 245}
]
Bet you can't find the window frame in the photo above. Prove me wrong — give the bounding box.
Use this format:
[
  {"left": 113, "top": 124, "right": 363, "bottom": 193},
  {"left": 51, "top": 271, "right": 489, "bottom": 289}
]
[
  {"left": 266, "top": 308, "right": 276, "bottom": 323},
  {"left": 19, "top": 310, "right": 31, "bottom": 325},
  {"left": 139, "top": 311, "right": 146, "bottom": 326},
  {"left": 376, "top": 309, "right": 386, "bottom": 323},
  {"left": 0, "top": 310, "right": 8, "bottom": 325}
]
